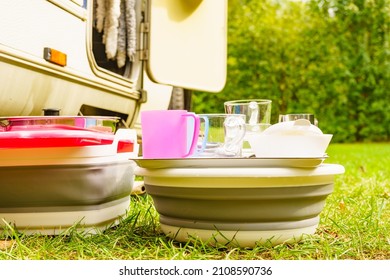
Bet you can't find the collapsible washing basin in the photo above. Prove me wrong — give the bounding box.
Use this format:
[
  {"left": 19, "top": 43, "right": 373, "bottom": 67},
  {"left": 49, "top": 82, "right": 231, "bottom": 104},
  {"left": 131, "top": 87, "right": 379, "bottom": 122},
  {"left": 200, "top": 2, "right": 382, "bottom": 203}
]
[
  {"left": 0, "top": 129, "right": 139, "bottom": 235},
  {"left": 135, "top": 160, "right": 345, "bottom": 247}
]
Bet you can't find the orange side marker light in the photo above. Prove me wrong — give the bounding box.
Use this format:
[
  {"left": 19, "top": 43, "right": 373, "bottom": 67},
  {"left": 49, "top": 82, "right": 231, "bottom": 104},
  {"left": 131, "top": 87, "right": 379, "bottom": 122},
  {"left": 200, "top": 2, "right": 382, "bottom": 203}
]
[{"left": 43, "top": 47, "right": 67, "bottom": 66}]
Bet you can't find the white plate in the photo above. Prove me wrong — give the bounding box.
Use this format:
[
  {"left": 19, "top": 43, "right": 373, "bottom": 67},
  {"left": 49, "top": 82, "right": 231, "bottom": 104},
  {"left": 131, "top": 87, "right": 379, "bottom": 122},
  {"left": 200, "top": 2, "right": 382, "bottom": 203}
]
[{"left": 132, "top": 156, "right": 328, "bottom": 169}]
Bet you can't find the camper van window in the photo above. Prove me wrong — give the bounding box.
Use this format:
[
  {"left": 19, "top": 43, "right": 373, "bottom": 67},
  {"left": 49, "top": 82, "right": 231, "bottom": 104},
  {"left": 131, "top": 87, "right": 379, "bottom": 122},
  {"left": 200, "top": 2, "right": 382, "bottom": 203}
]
[{"left": 92, "top": 0, "right": 137, "bottom": 78}]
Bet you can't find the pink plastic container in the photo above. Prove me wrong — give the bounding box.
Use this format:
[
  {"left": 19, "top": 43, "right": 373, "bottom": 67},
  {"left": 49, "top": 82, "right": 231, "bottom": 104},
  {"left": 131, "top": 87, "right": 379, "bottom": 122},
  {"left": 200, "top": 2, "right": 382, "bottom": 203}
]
[{"left": 141, "top": 110, "right": 200, "bottom": 159}]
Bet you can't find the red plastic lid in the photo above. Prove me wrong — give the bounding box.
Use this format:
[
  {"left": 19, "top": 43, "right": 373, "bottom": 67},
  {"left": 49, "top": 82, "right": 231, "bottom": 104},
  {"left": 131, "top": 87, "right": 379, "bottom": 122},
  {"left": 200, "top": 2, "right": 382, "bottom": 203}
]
[{"left": 0, "top": 125, "right": 115, "bottom": 148}]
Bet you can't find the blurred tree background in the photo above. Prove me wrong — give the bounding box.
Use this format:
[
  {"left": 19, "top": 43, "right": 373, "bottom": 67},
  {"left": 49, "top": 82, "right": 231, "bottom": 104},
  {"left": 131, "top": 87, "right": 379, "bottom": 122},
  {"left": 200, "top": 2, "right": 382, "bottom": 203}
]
[{"left": 191, "top": 0, "right": 390, "bottom": 143}]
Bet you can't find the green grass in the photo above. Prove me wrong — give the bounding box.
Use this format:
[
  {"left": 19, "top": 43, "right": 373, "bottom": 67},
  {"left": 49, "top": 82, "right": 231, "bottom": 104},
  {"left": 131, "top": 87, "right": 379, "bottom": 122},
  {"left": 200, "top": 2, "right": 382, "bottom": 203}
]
[{"left": 0, "top": 143, "right": 389, "bottom": 260}]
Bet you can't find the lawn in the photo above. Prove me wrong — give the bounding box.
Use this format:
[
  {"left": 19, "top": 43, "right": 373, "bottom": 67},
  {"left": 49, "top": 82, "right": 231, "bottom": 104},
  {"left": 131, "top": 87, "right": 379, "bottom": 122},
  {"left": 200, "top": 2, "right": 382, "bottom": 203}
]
[{"left": 0, "top": 143, "right": 389, "bottom": 260}]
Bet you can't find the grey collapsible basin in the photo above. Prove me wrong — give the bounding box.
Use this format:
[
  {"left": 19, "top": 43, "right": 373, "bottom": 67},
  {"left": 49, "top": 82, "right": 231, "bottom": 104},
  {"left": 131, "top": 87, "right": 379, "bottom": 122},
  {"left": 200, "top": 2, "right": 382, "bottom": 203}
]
[
  {"left": 135, "top": 160, "right": 345, "bottom": 247},
  {"left": 0, "top": 128, "right": 138, "bottom": 235}
]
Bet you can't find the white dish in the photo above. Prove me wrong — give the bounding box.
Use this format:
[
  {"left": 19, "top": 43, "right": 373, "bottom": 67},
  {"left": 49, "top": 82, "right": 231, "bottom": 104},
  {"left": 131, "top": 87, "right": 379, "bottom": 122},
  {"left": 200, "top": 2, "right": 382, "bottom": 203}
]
[
  {"left": 133, "top": 156, "right": 328, "bottom": 169},
  {"left": 249, "top": 120, "right": 333, "bottom": 158},
  {"left": 248, "top": 133, "right": 333, "bottom": 158}
]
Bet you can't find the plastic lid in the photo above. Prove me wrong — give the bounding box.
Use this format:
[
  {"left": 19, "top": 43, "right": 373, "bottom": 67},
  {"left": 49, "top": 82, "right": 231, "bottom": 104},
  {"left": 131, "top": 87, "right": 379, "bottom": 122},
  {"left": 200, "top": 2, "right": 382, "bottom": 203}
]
[{"left": 0, "top": 127, "right": 116, "bottom": 148}]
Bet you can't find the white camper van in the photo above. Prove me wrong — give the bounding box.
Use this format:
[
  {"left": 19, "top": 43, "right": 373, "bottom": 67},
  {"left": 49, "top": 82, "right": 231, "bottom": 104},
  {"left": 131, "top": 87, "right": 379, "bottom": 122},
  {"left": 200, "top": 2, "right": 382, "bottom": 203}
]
[{"left": 0, "top": 0, "right": 227, "bottom": 133}]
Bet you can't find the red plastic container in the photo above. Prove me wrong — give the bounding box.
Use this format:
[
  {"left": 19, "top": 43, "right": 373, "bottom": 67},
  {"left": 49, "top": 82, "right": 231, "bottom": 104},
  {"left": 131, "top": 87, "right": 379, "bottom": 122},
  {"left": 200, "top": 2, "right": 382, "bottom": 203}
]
[
  {"left": 0, "top": 126, "right": 114, "bottom": 148},
  {"left": 0, "top": 116, "right": 134, "bottom": 151}
]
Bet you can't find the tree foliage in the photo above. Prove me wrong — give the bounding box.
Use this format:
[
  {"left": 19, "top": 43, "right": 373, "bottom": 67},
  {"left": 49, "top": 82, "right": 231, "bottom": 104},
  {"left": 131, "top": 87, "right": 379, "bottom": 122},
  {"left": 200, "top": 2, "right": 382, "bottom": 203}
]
[{"left": 192, "top": 0, "right": 390, "bottom": 142}]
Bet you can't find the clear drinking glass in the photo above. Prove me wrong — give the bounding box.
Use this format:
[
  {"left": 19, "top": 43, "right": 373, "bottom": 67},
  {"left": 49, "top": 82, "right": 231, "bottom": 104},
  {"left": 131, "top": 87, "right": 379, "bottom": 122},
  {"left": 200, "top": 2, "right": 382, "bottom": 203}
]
[
  {"left": 224, "top": 99, "right": 272, "bottom": 155},
  {"left": 194, "top": 114, "right": 246, "bottom": 158},
  {"left": 278, "top": 113, "right": 318, "bottom": 126}
]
